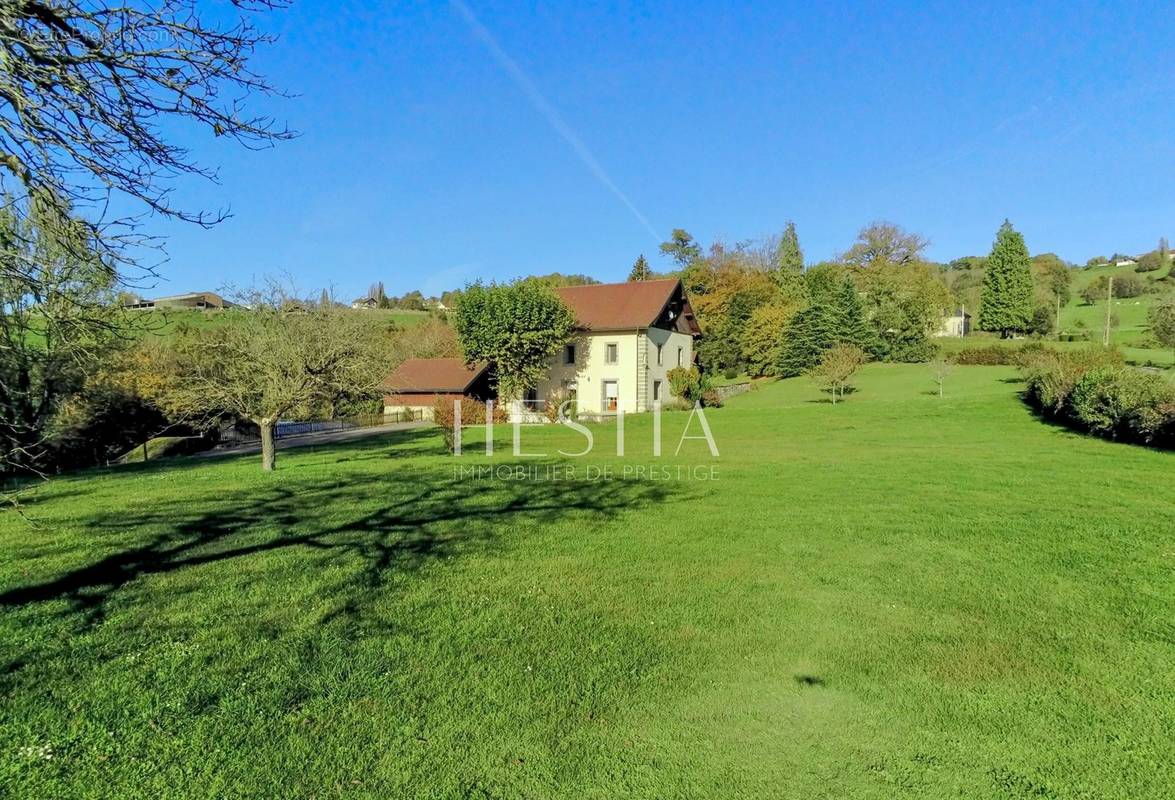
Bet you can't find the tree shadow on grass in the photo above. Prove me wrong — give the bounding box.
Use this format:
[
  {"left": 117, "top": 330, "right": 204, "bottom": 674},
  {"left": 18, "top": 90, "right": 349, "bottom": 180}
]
[{"left": 0, "top": 454, "right": 680, "bottom": 639}]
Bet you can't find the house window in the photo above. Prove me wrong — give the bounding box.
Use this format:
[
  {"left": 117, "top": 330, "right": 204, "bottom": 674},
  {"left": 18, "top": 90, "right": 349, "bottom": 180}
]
[
  {"left": 656, "top": 343, "right": 663, "bottom": 366},
  {"left": 677, "top": 347, "right": 684, "bottom": 367},
  {"left": 653, "top": 380, "right": 662, "bottom": 402},
  {"left": 524, "top": 387, "right": 538, "bottom": 408},
  {"left": 564, "top": 344, "right": 576, "bottom": 364},
  {"left": 605, "top": 342, "right": 619, "bottom": 364}
]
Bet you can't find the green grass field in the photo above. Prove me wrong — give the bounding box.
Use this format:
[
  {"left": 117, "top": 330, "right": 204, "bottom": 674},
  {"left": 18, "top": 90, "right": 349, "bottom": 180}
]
[
  {"left": 936, "top": 262, "right": 1175, "bottom": 368},
  {"left": 2, "top": 365, "right": 1172, "bottom": 798},
  {"left": 1059, "top": 262, "right": 1173, "bottom": 351}
]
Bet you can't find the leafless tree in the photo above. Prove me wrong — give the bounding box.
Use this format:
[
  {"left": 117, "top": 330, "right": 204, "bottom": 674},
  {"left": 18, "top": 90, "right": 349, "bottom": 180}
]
[
  {"left": 929, "top": 357, "right": 954, "bottom": 398},
  {"left": 165, "top": 288, "right": 395, "bottom": 472},
  {"left": 0, "top": 0, "right": 292, "bottom": 283},
  {"left": 842, "top": 221, "right": 930, "bottom": 269}
]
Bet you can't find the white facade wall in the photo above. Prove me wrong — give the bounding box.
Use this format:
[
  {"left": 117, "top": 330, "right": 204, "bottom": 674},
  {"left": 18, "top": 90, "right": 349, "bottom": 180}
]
[
  {"left": 935, "top": 314, "right": 970, "bottom": 338},
  {"left": 644, "top": 327, "right": 695, "bottom": 407},
  {"left": 533, "top": 328, "right": 694, "bottom": 415}
]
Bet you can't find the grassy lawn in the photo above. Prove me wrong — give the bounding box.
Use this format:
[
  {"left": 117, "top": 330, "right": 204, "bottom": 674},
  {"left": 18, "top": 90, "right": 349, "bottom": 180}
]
[{"left": 1, "top": 364, "right": 1172, "bottom": 797}]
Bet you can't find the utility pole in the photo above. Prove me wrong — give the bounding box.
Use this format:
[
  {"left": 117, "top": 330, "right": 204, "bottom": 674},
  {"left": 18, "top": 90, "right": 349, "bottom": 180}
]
[{"left": 1102, "top": 275, "right": 1114, "bottom": 346}]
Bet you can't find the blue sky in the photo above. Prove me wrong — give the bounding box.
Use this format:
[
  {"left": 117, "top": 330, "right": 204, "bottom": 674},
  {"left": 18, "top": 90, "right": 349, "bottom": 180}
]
[{"left": 144, "top": 0, "right": 1175, "bottom": 300}]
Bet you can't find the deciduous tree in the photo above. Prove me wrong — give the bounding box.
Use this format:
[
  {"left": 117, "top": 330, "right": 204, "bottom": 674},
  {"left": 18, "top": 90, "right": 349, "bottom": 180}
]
[
  {"left": 452, "top": 281, "right": 575, "bottom": 401},
  {"left": 165, "top": 300, "right": 394, "bottom": 471},
  {"left": 1149, "top": 298, "right": 1175, "bottom": 364},
  {"left": 842, "top": 221, "right": 929, "bottom": 269},
  {"left": 0, "top": 193, "right": 118, "bottom": 474},
  {"left": 929, "top": 357, "right": 954, "bottom": 397},
  {"left": 807, "top": 344, "right": 868, "bottom": 404},
  {"left": 659, "top": 228, "right": 702, "bottom": 269},
  {"left": 0, "top": 0, "right": 291, "bottom": 289},
  {"left": 740, "top": 301, "right": 803, "bottom": 377}
]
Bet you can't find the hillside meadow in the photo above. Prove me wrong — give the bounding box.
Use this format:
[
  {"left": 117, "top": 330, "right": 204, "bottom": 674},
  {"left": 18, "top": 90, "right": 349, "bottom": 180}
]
[
  {"left": 1, "top": 364, "right": 1172, "bottom": 798},
  {"left": 1059, "top": 261, "right": 1174, "bottom": 355}
]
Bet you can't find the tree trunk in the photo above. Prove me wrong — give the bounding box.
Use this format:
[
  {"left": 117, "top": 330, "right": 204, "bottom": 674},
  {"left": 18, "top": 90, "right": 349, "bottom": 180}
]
[{"left": 259, "top": 418, "right": 276, "bottom": 471}]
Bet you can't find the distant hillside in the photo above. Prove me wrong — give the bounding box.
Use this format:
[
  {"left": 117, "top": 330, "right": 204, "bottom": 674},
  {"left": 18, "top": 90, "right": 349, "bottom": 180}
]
[
  {"left": 1059, "top": 262, "right": 1175, "bottom": 350},
  {"left": 126, "top": 307, "right": 435, "bottom": 339}
]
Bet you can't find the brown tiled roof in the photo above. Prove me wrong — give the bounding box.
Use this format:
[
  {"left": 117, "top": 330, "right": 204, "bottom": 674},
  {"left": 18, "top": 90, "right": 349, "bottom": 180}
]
[
  {"left": 385, "top": 358, "right": 488, "bottom": 393},
  {"left": 554, "top": 278, "right": 682, "bottom": 330}
]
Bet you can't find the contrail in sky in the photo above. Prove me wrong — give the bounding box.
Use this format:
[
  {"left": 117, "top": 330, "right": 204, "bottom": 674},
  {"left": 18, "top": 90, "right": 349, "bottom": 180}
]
[{"left": 450, "top": 0, "right": 661, "bottom": 243}]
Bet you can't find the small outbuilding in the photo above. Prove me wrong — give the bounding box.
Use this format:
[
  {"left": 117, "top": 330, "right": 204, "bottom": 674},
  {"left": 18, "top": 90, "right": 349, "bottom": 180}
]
[
  {"left": 935, "top": 308, "right": 972, "bottom": 338},
  {"left": 383, "top": 358, "right": 494, "bottom": 419}
]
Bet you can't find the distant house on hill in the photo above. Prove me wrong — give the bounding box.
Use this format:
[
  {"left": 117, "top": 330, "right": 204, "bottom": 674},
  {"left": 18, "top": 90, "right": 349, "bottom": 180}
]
[
  {"left": 383, "top": 278, "right": 702, "bottom": 418},
  {"left": 383, "top": 358, "right": 493, "bottom": 419},
  {"left": 350, "top": 297, "right": 379, "bottom": 310},
  {"left": 124, "top": 291, "right": 233, "bottom": 311},
  {"left": 935, "top": 308, "right": 972, "bottom": 338},
  {"left": 1114, "top": 257, "right": 1138, "bottom": 267}
]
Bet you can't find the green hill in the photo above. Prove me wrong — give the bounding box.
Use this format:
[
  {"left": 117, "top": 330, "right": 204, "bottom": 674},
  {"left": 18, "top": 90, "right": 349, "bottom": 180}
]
[
  {"left": 1058, "top": 261, "right": 1174, "bottom": 350},
  {"left": 124, "top": 306, "right": 435, "bottom": 339}
]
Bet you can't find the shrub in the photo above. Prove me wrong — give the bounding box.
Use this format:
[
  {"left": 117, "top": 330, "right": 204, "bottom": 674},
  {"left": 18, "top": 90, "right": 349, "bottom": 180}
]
[
  {"left": 1020, "top": 347, "right": 1172, "bottom": 446},
  {"left": 700, "top": 389, "right": 723, "bottom": 408},
  {"left": 432, "top": 397, "right": 506, "bottom": 452},
  {"left": 1068, "top": 368, "right": 1175, "bottom": 441},
  {"left": 1028, "top": 305, "right": 1054, "bottom": 336},
  {"left": 952, "top": 345, "right": 1018, "bottom": 365},
  {"left": 543, "top": 389, "right": 569, "bottom": 423},
  {"left": 667, "top": 366, "right": 709, "bottom": 404},
  {"left": 1020, "top": 346, "right": 1124, "bottom": 413}
]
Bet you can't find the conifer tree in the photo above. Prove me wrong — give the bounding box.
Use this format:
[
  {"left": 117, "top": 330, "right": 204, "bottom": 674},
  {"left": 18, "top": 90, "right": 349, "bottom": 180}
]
[
  {"left": 776, "top": 222, "right": 804, "bottom": 272},
  {"left": 776, "top": 303, "right": 837, "bottom": 377},
  {"left": 830, "top": 276, "right": 879, "bottom": 355},
  {"left": 776, "top": 273, "right": 877, "bottom": 376},
  {"left": 629, "top": 254, "right": 652, "bottom": 281},
  {"left": 978, "top": 220, "right": 1034, "bottom": 337}
]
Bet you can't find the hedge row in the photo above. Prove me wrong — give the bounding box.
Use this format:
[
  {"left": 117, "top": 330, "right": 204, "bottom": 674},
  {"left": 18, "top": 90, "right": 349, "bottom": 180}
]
[
  {"left": 951, "top": 342, "right": 1053, "bottom": 366},
  {"left": 1020, "top": 347, "right": 1175, "bottom": 447}
]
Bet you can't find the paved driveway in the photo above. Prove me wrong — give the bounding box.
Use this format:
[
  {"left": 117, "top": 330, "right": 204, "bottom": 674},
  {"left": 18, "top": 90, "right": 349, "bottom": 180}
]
[{"left": 194, "top": 420, "right": 430, "bottom": 458}]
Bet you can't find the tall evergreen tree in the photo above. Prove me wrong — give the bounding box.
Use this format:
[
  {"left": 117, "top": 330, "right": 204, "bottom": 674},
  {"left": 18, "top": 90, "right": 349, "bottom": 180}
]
[
  {"left": 776, "top": 221, "right": 804, "bottom": 272},
  {"left": 776, "top": 304, "right": 837, "bottom": 377},
  {"left": 628, "top": 254, "right": 652, "bottom": 281},
  {"left": 978, "top": 220, "right": 1034, "bottom": 337},
  {"left": 776, "top": 273, "right": 876, "bottom": 376},
  {"left": 319, "top": 288, "right": 330, "bottom": 308},
  {"left": 830, "top": 276, "right": 880, "bottom": 355}
]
